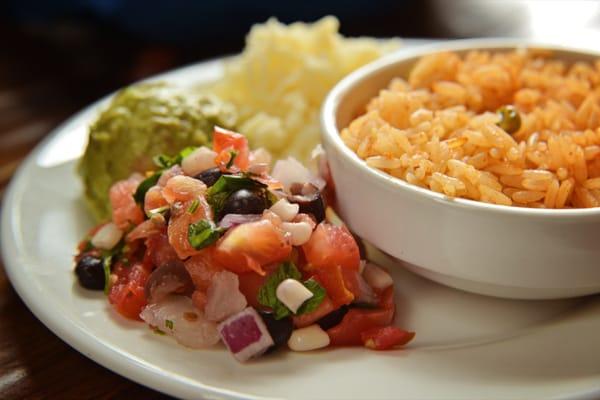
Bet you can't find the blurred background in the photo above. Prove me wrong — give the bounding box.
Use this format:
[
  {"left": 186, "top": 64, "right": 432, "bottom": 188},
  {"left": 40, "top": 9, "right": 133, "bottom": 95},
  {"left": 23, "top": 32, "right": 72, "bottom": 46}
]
[{"left": 1, "top": 0, "right": 600, "bottom": 196}]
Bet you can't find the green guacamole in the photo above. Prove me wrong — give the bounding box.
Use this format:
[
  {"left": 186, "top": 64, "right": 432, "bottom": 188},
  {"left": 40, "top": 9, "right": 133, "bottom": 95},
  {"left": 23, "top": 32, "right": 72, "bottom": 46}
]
[{"left": 78, "top": 83, "right": 237, "bottom": 221}]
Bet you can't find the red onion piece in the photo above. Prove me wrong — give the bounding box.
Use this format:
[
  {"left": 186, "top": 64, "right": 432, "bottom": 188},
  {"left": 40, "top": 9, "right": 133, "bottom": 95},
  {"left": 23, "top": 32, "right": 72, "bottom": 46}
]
[
  {"left": 218, "top": 213, "right": 262, "bottom": 229},
  {"left": 205, "top": 271, "right": 248, "bottom": 322},
  {"left": 218, "top": 307, "right": 274, "bottom": 362},
  {"left": 353, "top": 271, "right": 379, "bottom": 307},
  {"left": 144, "top": 262, "right": 194, "bottom": 303},
  {"left": 271, "top": 157, "right": 312, "bottom": 190}
]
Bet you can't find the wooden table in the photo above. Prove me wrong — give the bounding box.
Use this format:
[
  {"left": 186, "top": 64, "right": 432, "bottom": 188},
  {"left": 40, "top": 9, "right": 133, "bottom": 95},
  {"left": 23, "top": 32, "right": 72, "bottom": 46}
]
[
  {"left": 0, "top": 124, "right": 173, "bottom": 400},
  {"left": 0, "top": 24, "right": 175, "bottom": 399},
  {"left": 0, "top": 266, "right": 172, "bottom": 399}
]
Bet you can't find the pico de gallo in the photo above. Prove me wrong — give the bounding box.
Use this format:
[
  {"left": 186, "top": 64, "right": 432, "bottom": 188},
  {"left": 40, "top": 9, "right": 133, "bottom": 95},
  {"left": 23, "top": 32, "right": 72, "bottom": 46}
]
[{"left": 74, "top": 126, "right": 414, "bottom": 362}]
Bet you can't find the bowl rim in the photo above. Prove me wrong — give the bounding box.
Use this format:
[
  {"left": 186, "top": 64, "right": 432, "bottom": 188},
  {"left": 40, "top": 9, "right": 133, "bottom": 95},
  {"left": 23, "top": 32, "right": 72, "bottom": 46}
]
[{"left": 321, "top": 37, "right": 600, "bottom": 220}]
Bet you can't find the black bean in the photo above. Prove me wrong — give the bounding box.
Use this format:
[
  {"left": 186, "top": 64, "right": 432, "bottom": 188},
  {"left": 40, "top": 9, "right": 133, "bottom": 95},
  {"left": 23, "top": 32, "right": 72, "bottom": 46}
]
[
  {"left": 288, "top": 183, "right": 326, "bottom": 222},
  {"left": 75, "top": 255, "right": 105, "bottom": 290},
  {"left": 316, "top": 305, "right": 349, "bottom": 330},
  {"left": 259, "top": 311, "right": 293, "bottom": 352},
  {"left": 194, "top": 167, "right": 222, "bottom": 187},
  {"left": 222, "top": 189, "right": 268, "bottom": 216}
]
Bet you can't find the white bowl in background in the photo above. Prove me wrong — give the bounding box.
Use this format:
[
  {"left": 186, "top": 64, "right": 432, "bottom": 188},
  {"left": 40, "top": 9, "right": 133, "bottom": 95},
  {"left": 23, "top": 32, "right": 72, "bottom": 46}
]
[{"left": 321, "top": 38, "right": 600, "bottom": 300}]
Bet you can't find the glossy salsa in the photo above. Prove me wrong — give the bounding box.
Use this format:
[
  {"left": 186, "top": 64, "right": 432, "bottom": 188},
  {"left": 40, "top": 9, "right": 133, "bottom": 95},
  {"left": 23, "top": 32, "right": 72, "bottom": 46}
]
[{"left": 75, "top": 126, "right": 414, "bottom": 362}]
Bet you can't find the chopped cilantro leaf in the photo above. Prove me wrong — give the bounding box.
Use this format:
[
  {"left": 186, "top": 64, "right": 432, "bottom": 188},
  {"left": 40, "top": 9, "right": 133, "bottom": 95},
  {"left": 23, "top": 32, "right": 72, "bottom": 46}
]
[
  {"left": 187, "top": 199, "right": 200, "bottom": 214},
  {"left": 102, "top": 255, "right": 112, "bottom": 295},
  {"left": 297, "top": 278, "right": 326, "bottom": 315},
  {"left": 226, "top": 150, "right": 238, "bottom": 169},
  {"left": 257, "top": 261, "right": 325, "bottom": 320},
  {"left": 153, "top": 147, "right": 197, "bottom": 169},
  {"left": 133, "top": 171, "right": 161, "bottom": 205},
  {"left": 188, "top": 220, "right": 224, "bottom": 250}
]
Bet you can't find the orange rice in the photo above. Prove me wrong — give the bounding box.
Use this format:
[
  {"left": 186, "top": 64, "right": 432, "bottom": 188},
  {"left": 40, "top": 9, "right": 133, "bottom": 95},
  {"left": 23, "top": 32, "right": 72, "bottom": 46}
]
[{"left": 341, "top": 49, "right": 600, "bottom": 208}]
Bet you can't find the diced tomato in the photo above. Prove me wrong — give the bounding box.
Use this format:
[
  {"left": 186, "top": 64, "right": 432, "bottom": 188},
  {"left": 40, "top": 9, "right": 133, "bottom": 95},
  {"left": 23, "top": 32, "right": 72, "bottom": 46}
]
[
  {"left": 326, "top": 287, "right": 396, "bottom": 346},
  {"left": 378, "top": 286, "right": 395, "bottom": 310},
  {"left": 161, "top": 175, "right": 206, "bottom": 204},
  {"left": 213, "top": 219, "right": 292, "bottom": 275},
  {"left": 144, "top": 231, "right": 179, "bottom": 267},
  {"left": 213, "top": 126, "right": 249, "bottom": 171},
  {"left": 158, "top": 165, "right": 183, "bottom": 187},
  {"left": 237, "top": 263, "right": 281, "bottom": 308},
  {"left": 302, "top": 222, "right": 361, "bottom": 306},
  {"left": 108, "top": 261, "right": 152, "bottom": 320},
  {"left": 110, "top": 175, "right": 145, "bottom": 230},
  {"left": 361, "top": 326, "right": 415, "bottom": 350},
  {"left": 144, "top": 186, "right": 168, "bottom": 215},
  {"left": 127, "top": 219, "right": 165, "bottom": 243},
  {"left": 110, "top": 284, "right": 147, "bottom": 320},
  {"left": 292, "top": 296, "right": 335, "bottom": 328},
  {"left": 302, "top": 223, "right": 360, "bottom": 271},
  {"left": 167, "top": 197, "right": 212, "bottom": 259},
  {"left": 313, "top": 265, "right": 354, "bottom": 307},
  {"left": 184, "top": 248, "right": 224, "bottom": 291},
  {"left": 237, "top": 271, "right": 267, "bottom": 308},
  {"left": 180, "top": 249, "right": 225, "bottom": 312},
  {"left": 326, "top": 307, "right": 394, "bottom": 346},
  {"left": 340, "top": 268, "right": 362, "bottom": 300}
]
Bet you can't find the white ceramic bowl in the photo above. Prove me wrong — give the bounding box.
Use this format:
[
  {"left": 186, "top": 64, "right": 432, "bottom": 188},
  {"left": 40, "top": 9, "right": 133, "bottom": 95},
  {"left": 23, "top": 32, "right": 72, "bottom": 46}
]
[{"left": 321, "top": 39, "right": 600, "bottom": 300}]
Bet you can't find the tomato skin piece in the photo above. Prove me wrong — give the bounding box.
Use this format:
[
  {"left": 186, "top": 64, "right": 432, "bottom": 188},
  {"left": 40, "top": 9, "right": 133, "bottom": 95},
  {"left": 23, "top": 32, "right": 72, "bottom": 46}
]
[
  {"left": 326, "top": 307, "right": 395, "bottom": 346},
  {"left": 184, "top": 248, "right": 224, "bottom": 291},
  {"left": 111, "top": 284, "right": 147, "bottom": 320},
  {"left": 213, "top": 219, "right": 292, "bottom": 275},
  {"left": 302, "top": 222, "right": 361, "bottom": 306},
  {"left": 361, "top": 327, "right": 415, "bottom": 350},
  {"left": 302, "top": 223, "right": 360, "bottom": 271},
  {"left": 213, "top": 126, "right": 249, "bottom": 171},
  {"left": 144, "top": 231, "right": 179, "bottom": 268},
  {"left": 326, "top": 287, "right": 396, "bottom": 346}
]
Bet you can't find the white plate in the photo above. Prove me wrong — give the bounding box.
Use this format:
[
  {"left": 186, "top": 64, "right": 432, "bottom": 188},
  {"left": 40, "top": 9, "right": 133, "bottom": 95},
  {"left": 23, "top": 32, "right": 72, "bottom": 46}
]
[{"left": 2, "top": 53, "right": 600, "bottom": 400}]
